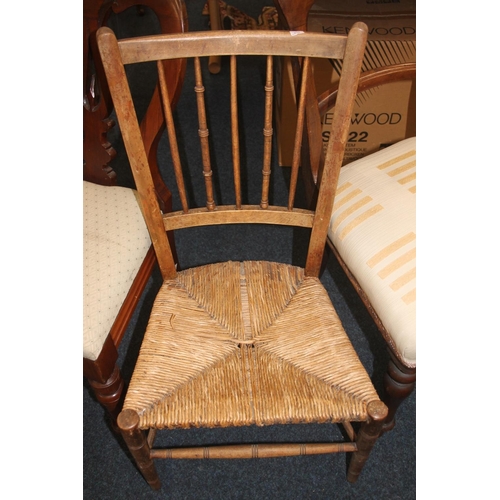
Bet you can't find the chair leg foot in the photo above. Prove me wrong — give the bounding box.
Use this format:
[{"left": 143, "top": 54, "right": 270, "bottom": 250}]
[
  {"left": 88, "top": 364, "right": 124, "bottom": 429},
  {"left": 347, "top": 400, "right": 388, "bottom": 483},
  {"left": 382, "top": 353, "right": 416, "bottom": 432},
  {"left": 118, "top": 409, "right": 161, "bottom": 490}
]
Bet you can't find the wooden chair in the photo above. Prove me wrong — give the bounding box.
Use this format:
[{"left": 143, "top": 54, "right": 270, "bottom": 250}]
[
  {"left": 83, "top": 181, "right": 154, "bottom": 424},
  {"left": 97, "top": 24, "right": 388, "bottom": 490},
  {"left": 325, "top": 137, "right": 416, "bottom": 433},
  {"left": 272, "top": 0, "right": 416, "bottom": 432},
  {"left": 302, "top": 64, "right": 417, "bottom": 432},
  {"left": 83, "top": 0, "right": 186, "bottom": 427}
]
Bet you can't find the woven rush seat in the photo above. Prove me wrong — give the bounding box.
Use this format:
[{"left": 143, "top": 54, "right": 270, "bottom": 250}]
[{"left": 124, "top": 260, "right": 379, "bottom": 429}]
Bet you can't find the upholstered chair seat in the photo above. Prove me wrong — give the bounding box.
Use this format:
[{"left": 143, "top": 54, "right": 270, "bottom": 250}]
[
  {"left": 83, "top": 181, "right": 151, "bottom": 361},
  {"left": 328, "top": 137, "right": 416, "bottom": 372}
]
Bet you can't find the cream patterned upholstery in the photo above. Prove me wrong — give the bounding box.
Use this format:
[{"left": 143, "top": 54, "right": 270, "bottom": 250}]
[
  {"left": 328, "top": 137, "right": 416, "bottom": 366},
  {"left": 83, "top": 181, "right": 151, "bottom": 361}
]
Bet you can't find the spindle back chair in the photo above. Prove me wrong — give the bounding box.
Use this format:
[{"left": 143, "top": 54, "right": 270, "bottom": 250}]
[{"left": 97, "top": 24, "right": 388, "bottom": 491}]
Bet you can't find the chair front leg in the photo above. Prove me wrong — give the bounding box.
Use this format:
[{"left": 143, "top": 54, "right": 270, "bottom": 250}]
[
  {"left": 347, "top": 400, "right": 388, "bottom": 483},
  {"left": 118, "top": 409, "right": 161, "bottom": 490}
]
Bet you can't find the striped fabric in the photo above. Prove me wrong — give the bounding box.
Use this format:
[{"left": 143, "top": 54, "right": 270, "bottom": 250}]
[
  {"left": 328, "top": 138, "right": 416, "bottom": 366},
  {"left": 83, "top": 181, "right": 151, "bottom": 361}
]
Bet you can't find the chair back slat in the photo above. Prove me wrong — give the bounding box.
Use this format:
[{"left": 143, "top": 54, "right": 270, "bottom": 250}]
[
  {"left": 97, "top": 27, "right": 368, "bottom": 281},
  {"left": 260, "top": 55, "right": 274, "bottom": 210},
  {"left": 157, "top": 61, "right": 189, "bottom": 214},
  {"left": 230, "top": 55, "right": 242, "bottom": 209},
  {"left": 194, "top": 56, "right": 216, "bottom": 211},
  {"left": 288, "top": 56, "right": 310, "bottom": 211}
]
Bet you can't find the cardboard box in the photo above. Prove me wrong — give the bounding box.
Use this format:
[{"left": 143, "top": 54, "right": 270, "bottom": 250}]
[{"left": 275, "top": 0, "right": 416, "bottom": 166}]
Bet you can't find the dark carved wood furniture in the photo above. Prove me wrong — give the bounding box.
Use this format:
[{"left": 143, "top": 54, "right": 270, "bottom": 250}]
[
  {"left": 83, "top": 182, "right": 155, "bottom": 425},
  {"left": 97, "top": 24, "right": 390, "bottom": 490},
  {"left": 273, "top": 0, "right": 314, "bottom": 33},
  {"left": 83, "top": 0, "right": 187, "bottom": 186},
  {"left": 273, "top": 0, "right": 416, "bottom": 433},
  {"left": 83, "top": 0, "right": 187, "bottom": 427}
]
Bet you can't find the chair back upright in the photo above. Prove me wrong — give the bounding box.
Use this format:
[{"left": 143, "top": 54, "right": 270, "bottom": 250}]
[{"left": 97, "top": 26, "right": 368, "bottom": 280}]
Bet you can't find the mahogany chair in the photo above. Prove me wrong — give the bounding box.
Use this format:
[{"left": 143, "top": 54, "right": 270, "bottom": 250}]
[
  {"left": 325, "top": 137, "right": 416, "bottom": 433},
  {"left": 302, "top": 64, "right": 417, "bottom": 432},
  {"left": 83, "top": 181, "right": 153, "bottom": 424},
  {"left": 83, "top": 0, "right": 186, "bottom": 427},
  {"left": 97, "top": 23, "right": 389, "bottom": 490},
  {"left": 83, "top": 0, "right": 188, "bottom": 186},
  {"left": 273, "top": 0, "right": 416, "bottom": 432}
]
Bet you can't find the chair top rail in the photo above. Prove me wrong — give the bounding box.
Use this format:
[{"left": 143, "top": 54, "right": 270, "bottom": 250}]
[{"left": 104, "top": 28, "right": 350, "bottom": 65}]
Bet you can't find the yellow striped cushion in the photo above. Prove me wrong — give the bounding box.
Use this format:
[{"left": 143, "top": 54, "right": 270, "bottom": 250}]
[
  {"left": 328, "top": 137, "right": 416, "bottom": 366},
  {"left": 83, "top": 181, "right": 151, "bottom": 361}
]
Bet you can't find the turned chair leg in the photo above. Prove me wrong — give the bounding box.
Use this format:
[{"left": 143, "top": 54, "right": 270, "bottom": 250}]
[
  {"left": 382, "top": 352, "right": 416, "bottom": 432},
  {"left": 347, "top": 400, "right": 388, "bottom": 483},
  {"left": 88, "top": 364, "right": 124, "bottom": 428},
  {"left": 118, "top": 409, "right": 161, "bottom": 490}
]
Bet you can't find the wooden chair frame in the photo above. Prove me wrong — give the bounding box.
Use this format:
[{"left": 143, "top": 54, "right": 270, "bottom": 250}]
[
  {"left": 315, "top": 63, "right": 417, "bottom": 431},
  {"left": 97, "top": 24, "right": 390, "bottom": 490},
  {"left": 83, "top": 0, "right": 186, "bottom": 426},
  {"left": 273, "top": 0, "right": 416, "bottom": 432}
]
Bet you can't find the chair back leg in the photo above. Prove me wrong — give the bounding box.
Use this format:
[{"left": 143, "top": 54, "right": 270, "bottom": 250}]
[
  {"left": 87, "top": 364, "right": 124, "bottom": 429},
  {"left": 118, "top": 409, "right": 161, "bottom": 490},
  {"left": 383, "top": 353, "right": 416, "bottom": 432}
]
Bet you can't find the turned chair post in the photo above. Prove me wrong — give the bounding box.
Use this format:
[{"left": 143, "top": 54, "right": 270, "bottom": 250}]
[
  {"left": 347, "top": 400, "right": 388, "bottom": 483},
  {"left": 383, "top": 351, "right": 416, "bottom": 432},
  {"left": 87, "top": 364, "right": 124, "bottom": 423},
  {"left": 118, "top": 409, "right": 161, "bottom": 490},
  {"left": 84, "top": 334, "right": 125, "bottom": 427}
]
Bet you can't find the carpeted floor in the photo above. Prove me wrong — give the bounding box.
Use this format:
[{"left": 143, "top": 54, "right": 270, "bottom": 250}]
[{"left": 83, "top": 2, "right": 416, "bottom": 498}]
